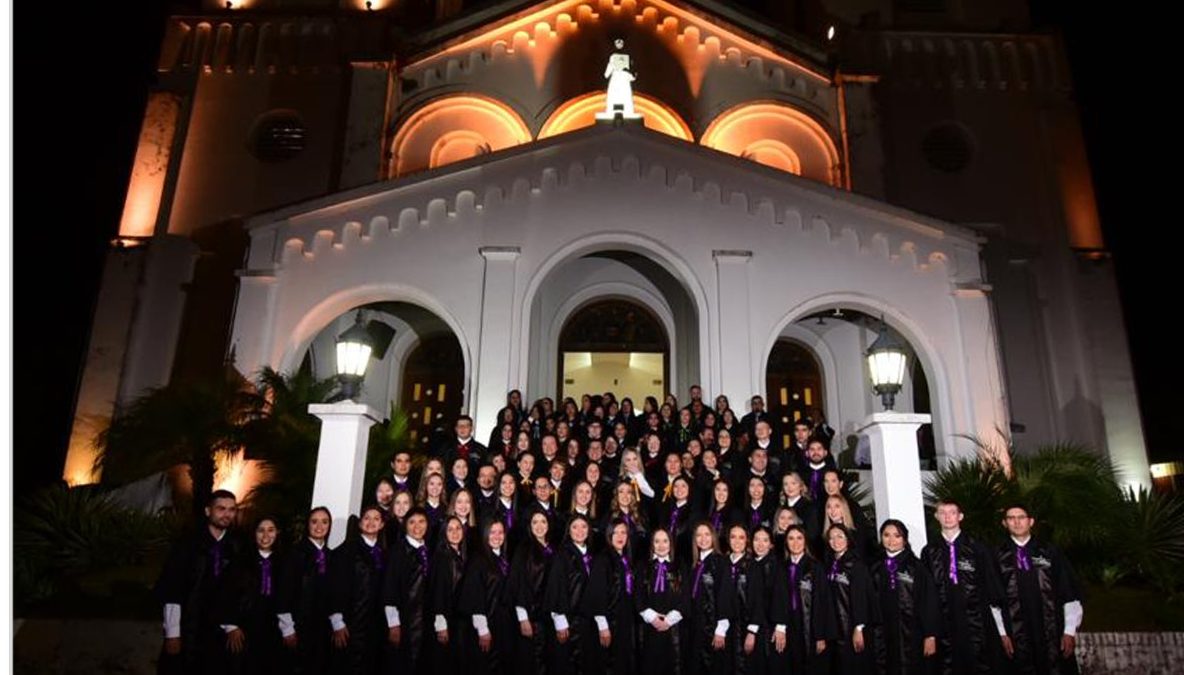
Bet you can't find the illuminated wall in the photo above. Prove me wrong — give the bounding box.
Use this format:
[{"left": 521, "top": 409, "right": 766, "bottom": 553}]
[
  {"left": 538, "top": 92, "right": 692, "bottom": 141},
  {"left": 390, "top": 95, "right": 532, "bottom": 176},
  {"left": 701, "top": 102, "right": 843, "bottom": 186},
  {"left": 119, "top": 93, "right": 181, "bottom": 238}
]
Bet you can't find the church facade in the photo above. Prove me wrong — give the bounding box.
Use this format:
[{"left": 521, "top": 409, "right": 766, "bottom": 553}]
[{"left": 63, "top": 0, "right": 1150, "bottom": 488}]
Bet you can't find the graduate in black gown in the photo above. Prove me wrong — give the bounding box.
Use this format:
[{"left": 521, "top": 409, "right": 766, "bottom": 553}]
[
  {"left": 155, "top": 489, "right": 246, "bottom": 675},
  {"left": 607, "top": 479, "right": 649, "bottom": 556},
  {"left": 543, "top": 514, "right": 610, "bottom": 674},
  {"left": 921, "top": 499, "right": 1007, "bottom": 675},
  {"left": 427, "top": 516, "right": 469, "bottom": 675},
  {"left": 636, "top": 528, "right": 686, "bottom": 675},
  {"left": 824, "top": 524, "right": 877, "bottom": 675},
  {"left": 871, "top": 519, "right": 940, "bottom": 675},
  {"left": 328, "top": 505, "right": 391, "bottom": 675},
  {"left": 743, "top": 477, "right": 775, "bottom": 535},
  {"left": 769, "top": 525, "right": 835, "bottom": 675},
  {"left": 458, "top": 520, "right": 517, "bottom": 675},
  {"left": 658, "top": 475, "right": 695, "bottom": 562},
  {"left": 702, "top": 478, "right": 742, "bottom": 540},
  {"left": 745, "top": 527, "right": 777, "bottom": 675},
  {"left": 719, "top": 524, "right": 755, "bottom": 675},
  {"left": 778, "top": 472, "right": 820, "bottom": 544},
  {"left": 508, "top": 511, "right": 555, "bottom": 674},
  {"left": 276, "top": 507, "right": 332, "bottom": 675},
  {"left": 489, "top": 473, "right": 521, "bottom": 551},
  {"left": 604, "top": 519, "right": 640, "bottom": 675},
  {"left": 383, "top": 508, "right": 432, "bottom": 674},
  {"left": 685, "top": 522, "right": 736, "bottom": 675},
  {"left": 218, "top": 516, "right": 285, "bottom": 675},
  {"left": 996, "top": 504, "right": 1083, "bottom": 675}
]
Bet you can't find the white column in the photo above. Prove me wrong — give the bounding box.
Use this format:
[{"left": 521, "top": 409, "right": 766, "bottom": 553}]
[
  {"left": 310, "top": 401, "right": 382, "bottom": 547},
  {"left": 472, "top": 247, "right": 520, "bottom": 437},
  {"left": 713, "top": 250, "right": 754, "bottom": 404},
  {"left": 858, "top": 412, "right": 931, "bottom": 554}
]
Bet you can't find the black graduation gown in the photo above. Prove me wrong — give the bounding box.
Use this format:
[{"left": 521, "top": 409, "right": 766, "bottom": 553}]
[
  {"left": 154, "top": 528, "right": 245, "bottom": 675},
  {"left": 684, "top": 552, "right": 736, "bottom": 675},
  {"left": 382, "top": 536, "right": 431, "bottom": 674},
  {"left": 218, "top": 550, "right": 285, "bottom": 675},
  {"left": 871, "top": 550, "right": 941, "bottom": 675},
  {"left": 276, "top": 539, "right": 331, "bottom": 675},
  {"left": 826, "top": 553, "right": 877, "bottom": 675},
  {"left": 657, "top": 500, "right": 695, "bottom": 562},
  {"left": 636, "top": 558, "right": 685, "bottom": 675},
  {"left": 328, "top": 537, "right": 388, "bottom": 675},
  {"left": 543, "top": 542, "right": 608, "bottom": 674},
  {"left": 508, "top": 540, "right": 554, "bottom": 674},
  {"left": 606, "top": 549, "right": 640, "bottom": 675},
  {"left": 743, "top": 501, "right": 775, "bottom": 535},
  {"left": 703, "top": 505, "right": 743, "bottom": 540},
  {"left": 744, "top": 554, "right": 777, "bottom": 675},
  {"left": 769, "top": 556, "right": 837, "bottom": 675},
  {"left": 458, "top": 550, "right": 516, "bottom": 675},
  {"left": 921, "top": 534, "right": 1006, "bottom": 675},
  {"left": 783, "top": 497, "right": 820, "bottom": 543},
  {"left": 997, "top": 539, "right": 1081, "bottom": 675},
  {"left": 488, "top": 499, "right": 521, "bottom": 551},
  {"left": 427, "top": 545, "right": 468, "bottom": 675},
  {"left": 720, "top": 555, "right": 753, "bottom": 675}
]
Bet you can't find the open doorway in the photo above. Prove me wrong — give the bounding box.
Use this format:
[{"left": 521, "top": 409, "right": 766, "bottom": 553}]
[{"left": 558, "top": 299, "right": 669, "bottom": 402}]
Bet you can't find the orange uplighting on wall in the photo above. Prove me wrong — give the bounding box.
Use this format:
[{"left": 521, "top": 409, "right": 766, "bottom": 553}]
[
  {"left": 700, "top": 101, "right": 842, "bottom": 187},
  {"left": 391, "top": 95, "right": 532, "bottom": 176},
  {"left": 538, "top": 92, "right": 693, "bottom": 141},
  {"left": 213, "top": 448, "right": 270, "bottom": 500},
  {"left": 119, "top": 93, "right": 180, "bottom": 238}
]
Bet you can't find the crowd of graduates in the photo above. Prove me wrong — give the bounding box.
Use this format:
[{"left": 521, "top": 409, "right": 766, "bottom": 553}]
[{"left": 155, "top": 387, "right": 1084, "bottom": 675}]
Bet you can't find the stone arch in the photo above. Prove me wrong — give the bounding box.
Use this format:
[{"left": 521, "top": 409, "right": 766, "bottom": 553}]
[
  {"left": 390, "top": 94, "right": 532, "bottom": 176},
  {"left": 700, "top": 101, "right": 843, "bottom": 186},
  {"left": 538, "top": 91, "right": 694, "bottom": 141}
]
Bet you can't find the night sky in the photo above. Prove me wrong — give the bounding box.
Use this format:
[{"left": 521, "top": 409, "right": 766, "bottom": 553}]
[{"left": 12, "top": 0, "right": 1180, "bottom": 493}]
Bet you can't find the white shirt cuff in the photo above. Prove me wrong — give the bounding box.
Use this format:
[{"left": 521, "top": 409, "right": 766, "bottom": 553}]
[
  {"left": 277, "top": 613, "right": 295, "bottom": 637},
  {"left": 329, "top": 613, "right": 346, "bottom": 632},
  {"left": 385, "top": 605, "right": 401, "bottom": 628},
  {"left": 434, "top": 614, "right": 448, "bottom": 632},
  {"left": 473, "top": 614, "right": 490, "bottom": 637},
  {"left": 551, "top": 612, "right": 569, "bottom": 631},
  {"left": 774, "top": 624, "right": 786, "bottom": 634},
  {"left": 220, "top": 624, "right": 239, "bottom": 634},
  {"left": 515, "top": 606, "right": 529, "bottom": 623},
  {"left": 595, "top": 616, "right": 609, "bottom": 632},
  {"left": 747, "top": 623, "right": 760, "bottom": 634},
  {"left": 1063, "top": 600, "right": 1083, "bottom": 636},
  {"left": 163, "top": 603, "right": 182, "bottom": 639},
  {"left": 640, "top": 608, "right": 658, "bottom": 624},
  {"left": 714, "top": 619, "right": 730, "bottom": 637},
  {"left": 665, "top": 610, "right": 683, "bottom": 627},
  {"left": 990, "top": 606, "right": 1007, "bottom": 637},
  {"left": 855, "top": 624, "right": 865, "bottom": 632}
]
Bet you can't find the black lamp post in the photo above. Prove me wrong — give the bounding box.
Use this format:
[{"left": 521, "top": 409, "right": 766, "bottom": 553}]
[
  {"left": 335, "top": 311, "right": 374, "bottom": 401},
  {"left": 866, "top": 320, "right": 907, "bottom": 411}
]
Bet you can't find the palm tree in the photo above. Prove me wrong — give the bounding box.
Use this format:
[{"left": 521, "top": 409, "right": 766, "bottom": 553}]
[{"left": 95, "top": 366, "right": 256, "bottom": 522}]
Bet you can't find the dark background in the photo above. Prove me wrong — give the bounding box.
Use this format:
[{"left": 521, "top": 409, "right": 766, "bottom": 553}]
[{"left": 12, "top": 0, "right": 1180, "bottom": 493}]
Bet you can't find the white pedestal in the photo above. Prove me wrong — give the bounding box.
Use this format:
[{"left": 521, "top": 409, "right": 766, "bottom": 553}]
[
  {"left": 309, "top": 401, "right": 382, "bottom": 547},
  {"left": 857, "top": 412, "right": 931, "bottom": 554}
]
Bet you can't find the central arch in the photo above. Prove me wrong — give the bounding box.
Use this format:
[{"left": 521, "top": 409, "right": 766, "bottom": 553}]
[
  {"left": 518, "top": 233, "right": 710, "bottom": 402},
  {"left": 557, "top": 298, "right": 671, "bottom": 403}
]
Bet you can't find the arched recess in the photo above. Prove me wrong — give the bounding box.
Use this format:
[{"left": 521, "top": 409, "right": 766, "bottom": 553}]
[
  {"left": 538, "top": 91, "right": 693, "bottom": 142},
  {"left": 297, "top": 301, "right": 466, "bottom": 436},
  {"left": 700, "top": 101, "right": 843, "bottom": 186},
  {"left": 519, "top": 236, "right": 710, "bottom": 403},
  {"left": 762, "top": 294, "right": 954, "bottom": 465},
  {"left": 557, "top": 298, "right": 671, "bottom": 403},
  {"left": 278, "top": 284, "right": 473, "bottom": 418},
  {"left": 390, "top": 94, "right": 532, "bottom": 176},
  {"left": 766, "top": 339, "right": 826, "bottom": 449}
]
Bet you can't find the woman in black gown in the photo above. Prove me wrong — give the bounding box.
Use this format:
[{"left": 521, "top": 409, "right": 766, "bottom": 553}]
[
  {"left": 824, "top": 524, "right": 876, "bottom": 675},
  {"left": 427, "top": 516, "right": 468, "bottom": 675},
  {"left": 769, "top": 525, "right": 835, "bottom": 675},
  {"left": 745, "top": 526, "right": 777, "bottom": 675},
  {"left": 458, "top": 520, "right": 516, "bottom": 674},
  {"left": 507, "top": 511, "right": 554, "bottom": 674},
  {"left": 870, "top": 520, "right": 939, "bottom": 675},
  {"left": 543, "top": 514, "right": 609, "bottom": 674},
  {"left": 635, "top": 528, "right": 685, "bottom": 675},
  {"left": 328, "top": 506, "right": 389, "bottom": 675},
  {"left": 604, "top": 518, "right": 639, "bottom": 675},
  {"left": 685, "top": 522, "right": 735, "bottom": 675},
  {"left": 276, "top": 507, "right": 332, "bottom": 675}
]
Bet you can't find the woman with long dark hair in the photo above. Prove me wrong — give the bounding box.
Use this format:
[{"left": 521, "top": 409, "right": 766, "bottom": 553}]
[
  {"left": 745, "top": 526, "right": 777, "bottom": 675},
  {"left": 769, "top": 524, "right": 835, "bottom": 675},
  {"left": 219, "top": 516, "right": 285, "bottom": 675},
  {"left": 685, "top": 522, "right": 735, "bottom": 675},
  {"left": 277, "top": 507, "right": 332, "bottom": 675},
  {"left": 427, "top": 516, "right": 468, "bottom": 675},
  {"left": 459, "top": 520, "right": 516, "bottom": 674},
  {"left": 604, "top": 518, "right": 639, "bottom": 675},
  {"left": 636, "top": 528, "right": 684, "bottom": 675},
  {"left": 870, "top": 520, "right": 939, "bottom": 675},
  {"left": 543, "top": 514, "right": 609, "bottom": 674},
  {"left": 328, "top": 505, "right": 390, "bottom": 674},
  {"left": 508, "top": 511, "right": 554, "bottom": 674},
  {"left": 824, "top": 524, "right": 876, "bottom": 675}
]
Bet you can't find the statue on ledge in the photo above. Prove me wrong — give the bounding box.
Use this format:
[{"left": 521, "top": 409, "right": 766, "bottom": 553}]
[{"left": 596, "top": 38, "right": 643, "bottom": 121}]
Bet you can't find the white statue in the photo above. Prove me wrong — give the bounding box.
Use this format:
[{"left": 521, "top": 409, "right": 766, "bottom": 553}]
[{"left": 596, "top": 38, "right": 643, "bottom": 121}]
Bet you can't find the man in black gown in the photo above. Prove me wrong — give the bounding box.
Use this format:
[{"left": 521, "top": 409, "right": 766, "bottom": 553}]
[
  {"left": 921, "top": 499, "right": 1008, "bottom": 675},
  {"left": 155, "top": 490, "right": 245, "bottom": 675},
  {"left": 997, "top": 504, "right": 1083, "bottom": 675}
]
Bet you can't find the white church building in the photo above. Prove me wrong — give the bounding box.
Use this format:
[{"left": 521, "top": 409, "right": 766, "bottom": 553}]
[{"left": 64, "top": 0, "right": 1150, "bottom": 508}]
